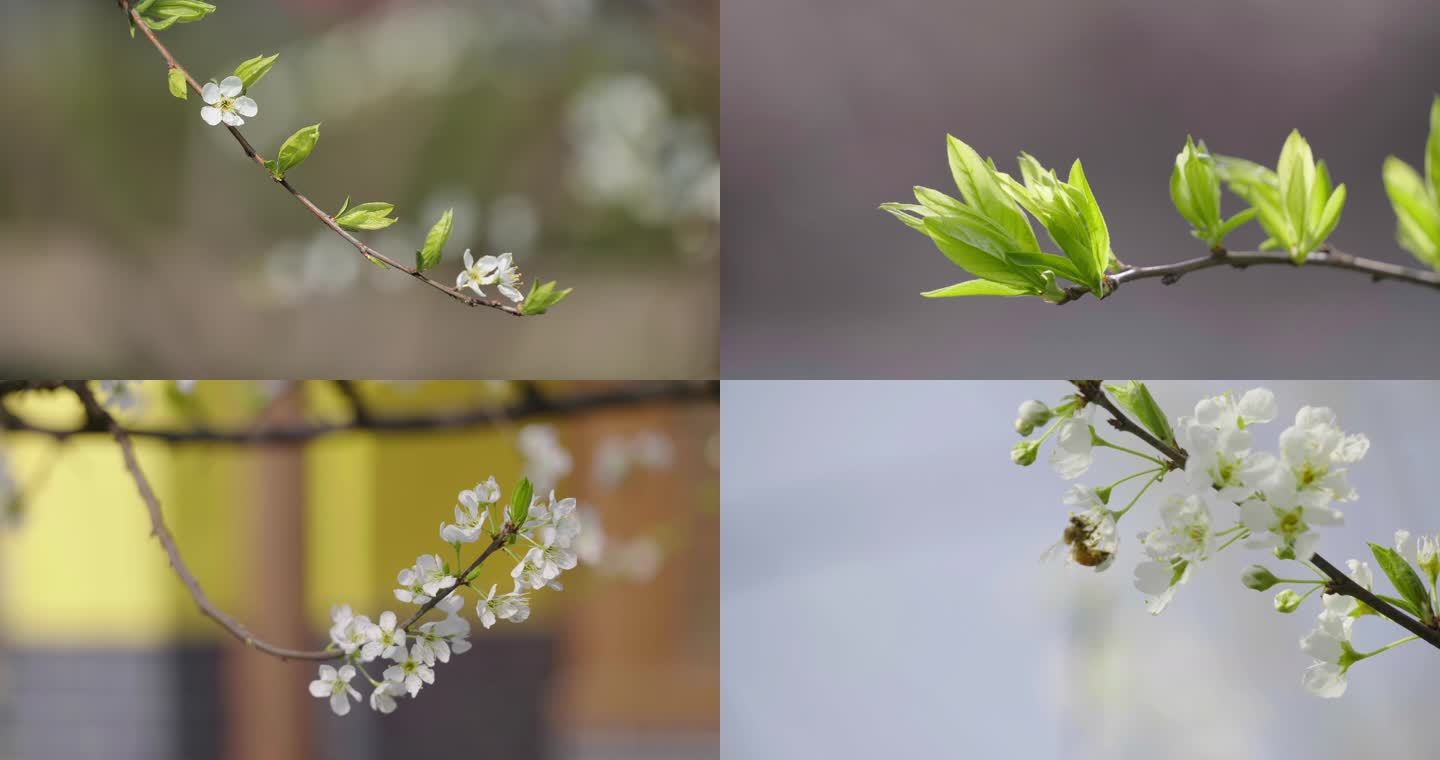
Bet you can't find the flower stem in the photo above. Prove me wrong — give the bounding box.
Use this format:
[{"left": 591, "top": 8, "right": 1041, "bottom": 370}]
[
  {"left": 1113, "top": 471, "right": 1164, "bottom": 518},
  {"left": 1095, "top": 439, "right": 1165, "bottom": 466},
  {"left": 1358, "top": 635, "right": 1419, "bottom": 659}
]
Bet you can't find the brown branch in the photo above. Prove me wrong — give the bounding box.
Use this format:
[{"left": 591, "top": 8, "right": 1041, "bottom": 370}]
[
  {"left": 73, "top": 381, "right": 532, "bottom": 664},
  {"left": 1077, "top": 380, "right": 1440, "bottom": 652},
  {"left": 1, "top": 381, "right": 717, "bottom": 444},
  {"left": 1057, "top": 246, "right": 1440, "bottom": 304},
  {"left": 117, "top": 0, "right": 527, "bottom": 316}
]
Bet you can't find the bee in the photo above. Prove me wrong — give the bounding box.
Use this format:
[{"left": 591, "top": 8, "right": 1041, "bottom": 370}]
[{"left": 1043, "top": 512, "right": 1115, "bottom": 570}]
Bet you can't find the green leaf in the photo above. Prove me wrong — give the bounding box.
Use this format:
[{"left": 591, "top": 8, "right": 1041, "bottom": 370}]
[
  {"left": 416, "top": 208, "right": 453, "bottom": 272},
  {"left": 335, "top": 196, "right": 351, "bottom": 218},
  {"left": 1383, "top": 156, "right": 1440, "bottom": 269},
  {"left": 1001, "top": 251, "right": 1085, "bottom": 284},
  {"left": 166, "top": 67, "right": 187, "bottom": 100},
  {"left": 1375, "top": 592, "right": 1423, "bottom": 619},
  {"left": 1369, "top": 542, "right": 1433, "bottom": 621},
  {"left": 1103, "top": 381, "right": 1175, "bottom": 446},
  {"left": 1066, "top": 159, "right": 1114, "bottom": 276},
  {"left": 334, "top": 201, "right": 398, "bottom": 231},
  {"left": 1427, "top": 95, "right": 1440, "bottom": 202},
  {"left": 274, "top": 124, "right": 320, "bottom": 179},
  {"left": 1213, "top": 208, "right": 1257, "bottom": 243},
  {"left": 921, "top": 279, "right": 1035, "bottom": 298},
  {"left": 945, "top": 136, "right": 1040, "bottom": 253},
  {"left": 921, "top": 217, "right": 1045, "bottom": 290},
  {"left": 508, "top": 477, "right": 535, "bottom": 527},
  {"left": 520, "top": 280, "right": 573, "bottom": 315},
  {"left": 233, "top": 53, "right": 279, "bottom": 93},
  {"left": 1310, "top": 184, "right": 1345, "bottom": 249},
  {"left": 140, "top": 0, "right": 216, "bottom": 26}
]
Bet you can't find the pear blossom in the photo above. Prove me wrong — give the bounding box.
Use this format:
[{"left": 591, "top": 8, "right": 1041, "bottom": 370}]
[
  {"left": 534, "top": 535, "right": 578, "bottom": 580},
  {"left": 435, "top": 591, "right": 464, "bottom": 617},
  {"left": 1263, "top": 407, "right": 1369, "bottom": 509},
  {"left": 1062, "top": 484, "right": 1104, "bottom": 511},
  {"left": 1133, "top": 559, "right": 1190, "bottom": 615},
  {"left": 1138, "top": 492, "right": 1215, "bottom": 564},
  {"left": 1395, "top": 529, "right": 1440, "bottom": 582},
  {"left": 369, "top": 682, "right": 403, "bottom": 714},
  {"left": 440, "top": 489, "right": 489, "bottom": 544},
  {"left": 1181, "top": 388, "right": 1277, "bottom": 432},
  {"left": 503, "top": 585, "right": 532, "bottom": 623},
  {"left": 1299, "top": 564, "right": 1369, "bottom": 700},
  {"left": 489, "top": 252, "right": 524, "bottom": 302},
  {"left": 413, "top": 554, "right": 456, "bottom": 597},
  {"left": 309, "top": 664, "right": 361, "bottom": 716},
  {"left": 394, "top": 567, "right": 431, "bottom": 604},
  {"left": 383, "top": 645, "right": 436, "bottom": 697},
  {"left": 518, "top": 424, "right": 573, "bottom": 491},
  {"left": 200, "top": 76, "right": 258, "bottom": 127},
  {"left": 456, "top": 249, "right": 499, "bottom": 296},
  {"left": 531, "top": 490, "right": 581, "bottom": 548},
  {"left": 512, "top": 548, "right": 548, "bottom": 590},
  {"left": 362, "top": 611, "right": 406, "bottom": 662},
  {"left": 329, "top": 605, "right": 376, "bottom": 656},
  {"left": 1240, "top": 497, "right": 1340, "bottom": 560},
  {"left": 475, "top": 584, "right": 509, "bottom": 628},
  {"left": 1049, "top": 418, "right": 1094, "bottom": 480}
]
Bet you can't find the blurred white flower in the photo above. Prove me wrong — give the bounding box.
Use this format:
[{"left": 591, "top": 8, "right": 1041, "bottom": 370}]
[
  {"left": 1050, "top": 418, "right": 1094, "bottom": 480},
  {"left": 518, "top": 424, "right": 572, "bottom": 491},
  {"left": 95, "top": 380, "right": 144, "bottom": 416},
  {"left": 440, "top": 488, "right": 489, "bottom": 545},
  {"left": 369, "top": 682, "right": 403, "bottom": 714},
  {"left": 309, "top": 664, "right": 361, "bottom": 716},
  {"left": 200, "top": 76, "right": 257, "bottom": 127}
]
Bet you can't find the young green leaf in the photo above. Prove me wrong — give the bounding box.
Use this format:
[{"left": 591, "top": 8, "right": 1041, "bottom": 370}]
[
  {"left": 1382, "top": 106, "right": 1440, "bottom": 271},
  {"left": 233, "top": 53, "right": 279, "bottom": 93},
  {"left": 335, "top": 201, "right": 398, "bottom": 231},
  {"left": 945, "top": 136, "right": 1040, "bottom": 254},
  {"left": 1427, "top": 95, "right": 1440, "bottom": 203},
  {"left": 520, "top": 280, "right": 574, "bottom": 314},
  {"left": 140, "top": 0, "right": 216, "bottom": 28},
  {"left": 1103, "top": 381, "right": 1175, "bottom": 446},
  {"left": 416, "top": 208, "right": 453, "bottom": 272},
  {"left": 1368, "top": 542, "right": 1433, "bottom": 621},
  {"left": 166, "top": 67, "right": 187, "bottom": 100},
  {"left": 508, "top": 477, "right": 535, "bottom": 527},
  {"left": 274, "top": 124, "right": 320, "bottom": 178},
  {"left": 921, "top": 279, "right": 1035, "bottom": 298}
]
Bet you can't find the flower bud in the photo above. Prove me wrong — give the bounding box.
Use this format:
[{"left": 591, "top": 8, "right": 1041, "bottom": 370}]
[
  {"left": 1418, "top": 536, "right": 1439, "bottom": 582},
  {"left": 1274, "top": 589, "right": 1303, "bottom": 613},
  {"left": 1241, "top": 565, "right": 1279, "bottom": 591},
  {"left": 1011, "top": 440, "right": 1039, "bottom": 466},
  {"left": 1015, "top": 400, "right": 1052, "bottom": 432}
]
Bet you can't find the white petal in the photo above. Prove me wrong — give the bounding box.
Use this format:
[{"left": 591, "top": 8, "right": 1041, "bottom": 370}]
[
  {"left": 201, "top": 82, "right": 221, "bottom": 104},
  {"left": 221, "top": 111, "right": 245, "bottom": 127},
  {"left": 219, "top": 76, "right": 244, "bottom": 97},
  {"left": 463, "top": 249, "right": 474, "bottom": 268},
  {"left": 499, "top": 283, "right": 523, "bottom": 302},
  {"left": 1302, "top": 662, "right": 1347, "bottom": 698},
  {"left": 379, "top": 611, "right": 396, "bottom": 630},
  {"left": 234, "top": 96, "right": 258, "bottom": 117},
  {"left": 330, "top": 691, "right": 352, "bottom": 716},
  {"left": 200, "top": 106, "right": 223, "bottom": 126},
  {"left": 309, "top": 680, "right": 331, "bottom": 698}
]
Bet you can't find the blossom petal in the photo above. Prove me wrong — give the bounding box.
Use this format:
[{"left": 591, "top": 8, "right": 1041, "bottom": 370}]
[
  {"left": 200, "top": 106, "right": 223, "bottom": 126},
  {"left": 221, "top": 111, "right": 245, "bottom": 127},
  {"left": 234, "top": 96, "right": 258, "bottom": 117},
  {"left": 201, "top": 82, "right": 221, "bottom": 104},
  {"left": 219, "top": 76, "right": 244, "bottom": 97}
]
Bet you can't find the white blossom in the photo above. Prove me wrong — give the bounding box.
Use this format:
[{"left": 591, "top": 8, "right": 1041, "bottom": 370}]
[
  {"left": 309, "top": 664, "right": 361, "bottom": 716},
  {"left": 518, "top": 424, "right": 572, "bottom": 491},
  {"left": 512, "top": 548, "right": 549, "bottom": 590},
  {"left": 440, "top": 488, "right": 489, "bottom": 544},
  {"left": 394, "top": 567, "right": 431, "bottom": 605},
  {"left": 412, "top": 554, "right": 456, "bottom": 597},
  {"left": 1049, "top": 418, "right": 1094, "bottom": 480},
  {"left": 1181, "top": 388, "right": 1277, "bottom": 432},
  {"left": 383, "top": 644, "right": 436, "bottom": 697},
  {"left": 369, "top": 682, "right": 403, "bottom": 714},
  {"left": 531, "top": 490, "right": 581, "bottom": 548},
  {"left": 362, "top": 611, "right": 406, "bottom": 662},
  {"left": 456, "top": 249, "right": 500, "bottom": 296},
  {"left": 200, "top": 76, "right": 258, "bottom": 127}
]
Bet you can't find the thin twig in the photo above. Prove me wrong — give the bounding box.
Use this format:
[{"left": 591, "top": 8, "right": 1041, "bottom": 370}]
[
  {"left": 1078, "top": 380, "right": 1440, "bottom": 652},
  {"left": 1, "top": 381, "right": 716, "bottom": 443},
  {"left": 1057, "top": 246, "right": 1440, "bottom": 304},
  {"left": 73, "top": 381, "right": 534, "bottom": 663},
  {"left": 116, "top": 0, "right": 525, "bottom": 316}
]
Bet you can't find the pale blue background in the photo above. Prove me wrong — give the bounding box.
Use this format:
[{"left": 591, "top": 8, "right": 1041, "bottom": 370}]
[{"left": 722, "top": 381, "right": 1438, "bottom": 758}]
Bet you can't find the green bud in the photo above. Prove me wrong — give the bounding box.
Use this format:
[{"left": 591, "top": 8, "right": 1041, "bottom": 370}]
[
  {"left": 1011, "top": 440, "right": 1039, "bottom": 466},
  {"left": 1274, "top": 589, "right": 1303, "bottom": 613},
  {"left": 1093, "top": 485, "right": 1112, "bottom": 505},
  {"left": 1242, "top": 565, "right": 1280, "bottom": 591},
  {"left": 166, "top": 67, "right": 187, "bottom": 100},
  {"left": 520, "top": 280, "right": 573, "bottom": 315},
  {"left": 274, "top": 124, "right": 321, "bottom": 179}
]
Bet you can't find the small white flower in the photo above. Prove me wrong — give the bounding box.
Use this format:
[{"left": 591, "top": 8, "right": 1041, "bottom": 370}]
[
  {"left": 512, "top": 548, "right": 548, "bottom": 590},
  {"left": 1049, "top": 418, "right": 1094, "bottom": 480},
  {"left": 1139, "top": 492, "right": 1214, "bottom": 564},
  {"left": 369, "top": 682, "right": 403, "bottom": 714},
  {"left": 532, "top": 490, "right": 581, "bottom": 548},
  {"left": 435, "top": 591, "right": 464, "bottom": 616},
  {"left": 394, "top": 567, "right": 431, "bottom": 604},
  {"left": 329, "top": 605, "right": 376, "bottom": 656},
  {"left": 456, "top": 249, "right": 500, "bottom": 296},
  {"left": 361, "top": 611, "right": 406, "bottom": 662},
  {"left": 1240, "top": 497, "right": 1340, "bottom": 561},
  {"left": 1395, "top": 529, "right": 1440, "bottom": 581},
  {"left": 413, "top": 554, "right": 456, "bottom": 597},
  {"left": 1263, "top": 406, "right": 1369, "bottom": 509},
  {"left": 1182, "top": 388, "right": 1277, "bottom": 432},
  {"left": 503, "top": 586, "right": 532, "bottom": 622},
  {"left": 1062, "top": 484, "right": 1104, "bottom": 511},
  {"left": 489, "top": 252, "right": 524, "bottom": 302},
  {"left": 475, "top": 584, "right": 506, "bottom": 629},
  {"left": 175, "top": 380, "right": 198, "bottom": 394},
  {"left": 518, "top": 424, "right": 573, "bottom": 491},
  {"left": 1300, "top": 589, "right": 1362, "bottom": 699},
  {"left": 1133, "top": 560, "right": 1190, "bottom": 615},
  {"left": 383, "top": 645, "right": 436, "bottom": 697},
  {"left": 440, "top": 489, "right": 489, "bottom": 544},
  {"left": 200, "top": 76, "right": 258, "bottom": 127},
  {"left": 308, "top": 664, "right": 361, "bottom": 716},
  {"left": 412, "top": 622, "right": 453, "bottom": 665}
]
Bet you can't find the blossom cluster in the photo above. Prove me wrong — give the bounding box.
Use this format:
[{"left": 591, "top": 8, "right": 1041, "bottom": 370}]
[
  {"left": 309, "top": 475, "right": 581, "bottom": 716},
  {"left": 1011, "top": 384, "right": 1439, "bottom": 698}
]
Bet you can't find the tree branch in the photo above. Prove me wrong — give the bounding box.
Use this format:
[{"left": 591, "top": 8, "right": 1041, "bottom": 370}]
[
  {"left": 0, "top": 381, "right": 716, "bottom": 444},
  {"left": 1076, "top": 380, "right": 1440, "bottom": 652},
  {"left": 116, "top": 0, "right": 527, "bottom": 316},
  {"left": 1057, "top": 246, "right": 1440, "bottom": 304},
  {"left": 72, "top": 381, "right": 536, "bottom": 663}
]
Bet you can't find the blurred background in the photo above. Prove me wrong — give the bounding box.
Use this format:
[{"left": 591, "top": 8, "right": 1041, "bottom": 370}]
[
  {"left": 0, "top": 380, "right": 718, "bottom": 759},
  {"left": 723, "top": 381, "right": 1437, "bottom": 758},
  {"left": 0, "top": 1, "right": 718, "bottom": 378},
  {"left": 722, "top": 0, "right": 1440, "bottom": 378}
]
